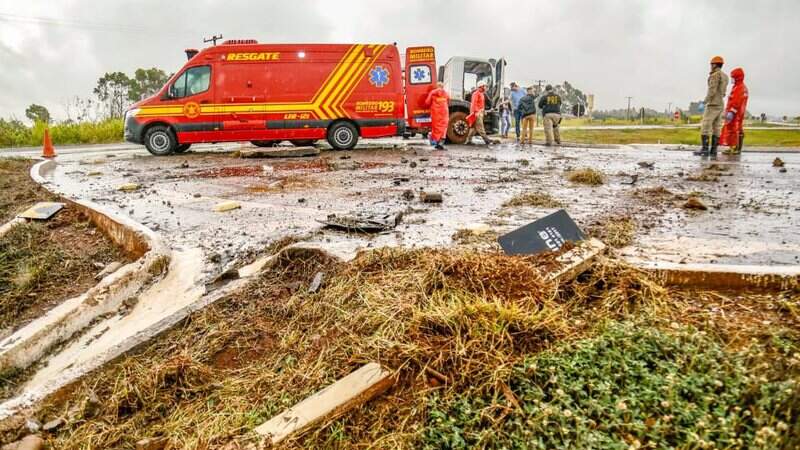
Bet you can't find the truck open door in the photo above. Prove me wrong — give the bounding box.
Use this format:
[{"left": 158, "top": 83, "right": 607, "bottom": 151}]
[
  {"left": 491, "top": 57, "right": 507, "bottom": 108},
  {"left": 404, "top": 46, "right": 437, "bottom": 132}
]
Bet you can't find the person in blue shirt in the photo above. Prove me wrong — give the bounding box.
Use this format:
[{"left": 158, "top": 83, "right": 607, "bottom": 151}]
[{"left": 508, "top": 82, "right": 526, "bottom": 142}]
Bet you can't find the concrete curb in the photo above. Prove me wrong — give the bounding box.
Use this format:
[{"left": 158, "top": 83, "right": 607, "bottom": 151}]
[
  {"left": 636, "top": 261, "right": 800, "bottom": 291},
  {"left": 0, "top": 160, "right": 170, "bottom": 373}
]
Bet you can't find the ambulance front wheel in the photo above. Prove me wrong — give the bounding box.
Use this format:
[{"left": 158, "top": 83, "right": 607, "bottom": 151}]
[
  {"left": 144, "top": 126, "right": 177, "bottom": 156},
  {"left": 327, "top": 122, "right": 358, "bottom": 150}
]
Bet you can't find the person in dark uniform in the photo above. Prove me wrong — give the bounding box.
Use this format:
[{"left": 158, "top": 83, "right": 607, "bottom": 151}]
[{"left": 537, "top": 85, "right": 562, "bottom": 146}]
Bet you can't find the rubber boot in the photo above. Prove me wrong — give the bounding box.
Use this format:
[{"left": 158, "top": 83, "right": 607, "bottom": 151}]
[
  {"left": 694, "top": 135, "right": 709, "bottom": 156},
  {"left": 735, "top": 134, "right": 744, "bottom": 154},
  {"left": 710, "top": 135, "right": 719, "bottom": 157}
]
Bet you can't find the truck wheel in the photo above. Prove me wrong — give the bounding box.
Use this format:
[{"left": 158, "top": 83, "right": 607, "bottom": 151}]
[
  {"left": 144, "top": 126, "right": 177, "bottom": 156},
  {"left": 174, "top": 143, "right": 191, "bottom": 153},
  {"left": 446, "top": 112, "right": 469, "bottom": 144},
  {"left": 327, "top": 122, "right": 358, "bottom": 150},
  {"left": 290, "top": 140, "right": 317, "bottom": 147},
  {"left": 251, "top": 140, "right": 277, "bottom": 147}
]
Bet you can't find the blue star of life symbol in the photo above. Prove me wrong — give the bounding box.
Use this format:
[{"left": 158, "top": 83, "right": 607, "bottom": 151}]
[
  {"left": 413, "top": 67, "right": 427, "bottom": 82},
  {"left": 369, "top": 65, "right": 390, "bottom": 88}
]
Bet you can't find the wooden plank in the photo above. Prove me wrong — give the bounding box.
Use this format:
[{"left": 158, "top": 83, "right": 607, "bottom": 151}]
[
  {"left": 547, "top": 238, "right": 606, "bottom": 283},
  {"left": 255, "top": 362, "right": 393, "bottom": 444}
]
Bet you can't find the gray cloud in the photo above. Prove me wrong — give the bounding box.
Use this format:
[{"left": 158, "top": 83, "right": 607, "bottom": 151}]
[{"left": 0, "top": 0, "right": 797, "bottom": 119}]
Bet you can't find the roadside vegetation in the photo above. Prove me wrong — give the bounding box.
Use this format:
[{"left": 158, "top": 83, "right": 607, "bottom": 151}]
[
  {"left": 29, "top": 244, "right": 800, "bottom": 449},
  {"left": 557, "top": 127, "right": 800, "bottom": 146},
  {"left": 0, "top": 118, "right": 123, "bottom": 148}
]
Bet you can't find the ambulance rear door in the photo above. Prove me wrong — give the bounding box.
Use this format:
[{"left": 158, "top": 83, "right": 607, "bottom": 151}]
[{"left": 404, "top": 46, "right": 437, "bottom": 130}]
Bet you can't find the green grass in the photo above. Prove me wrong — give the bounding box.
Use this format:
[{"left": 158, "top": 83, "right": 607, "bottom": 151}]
[
  {"left": 0, "top": 119, "right": 123, "bottom": 148},
  {"left": 559, "top": 128, "right": 800, "bottom": 146},
  {"left": 424, "top": 322, "right": 800, "bottom": 449}
]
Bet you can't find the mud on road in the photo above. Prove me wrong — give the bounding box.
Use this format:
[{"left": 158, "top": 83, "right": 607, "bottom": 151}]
[{"left": 38, "top": 139, "right": 800, "bottom": 274}]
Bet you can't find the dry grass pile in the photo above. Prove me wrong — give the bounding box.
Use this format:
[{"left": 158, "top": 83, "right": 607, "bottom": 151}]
[
  {"left": 566, "top": 168, "right": 605, "bottom": 185},
  {"left": 502, "top": 191, "right": 562, "bottom": 208},
  {"left": 28, "top": 246, "right": 800, "bottom": 449},
  {"left": 587, "top": 216, "right": 637, "bottom": 248}
]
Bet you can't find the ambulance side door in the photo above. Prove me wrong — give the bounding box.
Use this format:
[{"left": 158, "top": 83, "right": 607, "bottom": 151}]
[
  {"left": 164, "top": 64, "right": 218, "bottom": 139},
  {"left": 217, "top": 62, "right": 267, "bottom": 132},
  {"left": 404, "top": 47, "right": 437, "bottom": 130}
]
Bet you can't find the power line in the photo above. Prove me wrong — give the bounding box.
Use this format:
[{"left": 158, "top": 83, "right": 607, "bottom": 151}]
[{"left": 0, "top": 12, "right": 194, "bottom": 36}]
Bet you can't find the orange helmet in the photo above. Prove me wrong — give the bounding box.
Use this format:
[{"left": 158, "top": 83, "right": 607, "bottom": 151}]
[{"left": 710, "top": 55, "right": 724, "bottom": 64}]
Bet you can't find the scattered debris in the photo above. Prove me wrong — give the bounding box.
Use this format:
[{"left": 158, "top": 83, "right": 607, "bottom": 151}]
[
  {"left": 683, "top": 197, "right": 708, "bottom": 210},
  {"left": 499, "top": 209, "right": 584, "bottom": 255},
  {"left": 420, "top": 191, "right": 443, "bottom": 203},
  {"left": 566, "top": 168, "right": 605, "bottom": 185},
  {"left": 24, "top": 419, "right": 41, "bottom": 433},
  {"left": 214, "top": 201, "right": 242, "bottom": 212},
  {"left": 502, "top": 191, "right": 562, "bottom": 208},
  {"left": 779, "top": 167, "right": 788, "bottom": 173},
  {"left": 94, "top": 261, "right": 123, "bottom": 280},
  {"left": 179, "top": 160, "right": 189, "bottom": 169},
  {"left": 117, "top": 183, "right": 141, "bottom": 192},
  {"left": 309, "top": 272, "right": 325, "bottom": 293},
  {"left": 255, "top": 362, "right": 394, "bottom": 445},
  {"left": 637, "top": 161, "right": 655, "bottom": 169},
  {"left": 320, "top": 209, "right": 403, "bottom": 232},
  {"left": 621, "top": 174, "right": 639, "bottom": 185},
  {"left": 773, "top": 157, "right": 785, "bottom": 167},
  {"left": 17, "top": 202, "right": 65, "bottom": 221},
  {"left": 239, "top": 147, "right": 320, "bottom": 159},
  {"left": 401, "top": 189, "right": 415, "bottom": 201},
  {"left": 409, "top": 161, "right": 418, "bottom": 168},
  {"left": 41, "top": 418, "right": 64, "bottom": 432}
]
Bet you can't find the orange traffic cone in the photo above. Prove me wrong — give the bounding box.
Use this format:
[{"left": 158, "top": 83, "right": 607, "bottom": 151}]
[{"left": 42, "top": 128, "right": 56, "bottom": 158}]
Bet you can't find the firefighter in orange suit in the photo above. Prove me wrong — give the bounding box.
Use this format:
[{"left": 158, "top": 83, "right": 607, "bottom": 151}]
[
  {"left": 425, "top": 82, "right": 450, "bottom": 150},
  {"left": 720, "top": 68, "right": 749, "bottom": 154}
]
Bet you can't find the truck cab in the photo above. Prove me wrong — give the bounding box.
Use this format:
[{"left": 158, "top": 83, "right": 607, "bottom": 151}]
[{"left": 439, "top": 56, "right": 506, "bottom": 144}]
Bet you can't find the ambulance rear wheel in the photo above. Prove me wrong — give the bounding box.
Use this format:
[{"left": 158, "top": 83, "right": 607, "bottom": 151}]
[
  {"left": 144, "top": 126, "right": 177, "bottom": 156},
  {"left": 251, "top": 140, "right": 277, "bottom": 147},
  {"left": 327, "top": 122, "right": 358, "bottom": 150},
  {"left": 446, "top": 112, "right": 469, "bottom": 145},
  {"left": 175, "top": 143, "right": 191, "bottom": 153}
]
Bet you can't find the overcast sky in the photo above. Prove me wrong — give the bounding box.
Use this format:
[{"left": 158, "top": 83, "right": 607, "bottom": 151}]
[{"left": 1, "top": 0, "right": 797, "bottom": 120}]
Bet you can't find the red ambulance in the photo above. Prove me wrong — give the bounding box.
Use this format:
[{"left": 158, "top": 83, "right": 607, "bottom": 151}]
[{"left": 124, "top": 40, "right": 437, "bottom": 155}]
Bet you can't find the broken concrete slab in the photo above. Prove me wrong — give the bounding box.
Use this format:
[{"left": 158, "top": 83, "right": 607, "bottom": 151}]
[
  {"left": 638, "top": 261, "right": 800, "bottom": 291},
  {"left": 547, "top": 238, "right": 607, "bottom": 284},
  {"left": 255, "top": 362, "right": 393, "bottom": 445},
  {"left": 17, "top": 202, "right": 65, "bottom": 220},
  {"left": 214, "top": 201, "right": 241, "bottom": 212},
  {"left": 240, "top": 146, "right": 320, "bottom": 158}
]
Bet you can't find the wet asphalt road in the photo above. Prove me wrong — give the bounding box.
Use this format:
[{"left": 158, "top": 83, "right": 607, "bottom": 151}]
[{"left": 22, "top": 137, "right": 798, "bottom": 274}]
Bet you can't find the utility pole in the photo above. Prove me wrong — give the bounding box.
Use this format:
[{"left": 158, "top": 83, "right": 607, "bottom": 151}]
[
  {"left": 625, "top": 96, "right": 633, "bottom": 121},
  {"left": 203, "top": 34, "right": 223, "bottom": 46},
  {"left": 667, "top": 102, "right": 672, "bottom": 116},
  {"left": 533, "top": 79, "right": 546, "bottom": 94}
]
